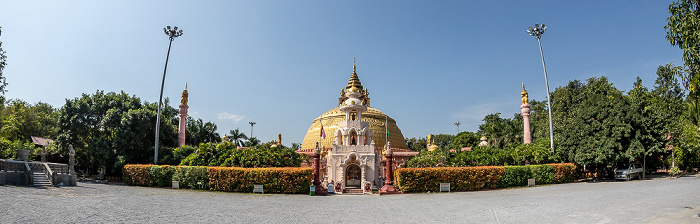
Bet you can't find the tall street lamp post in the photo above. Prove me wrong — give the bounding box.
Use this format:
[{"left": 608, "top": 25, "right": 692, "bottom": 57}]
[
  {"left": 154, "top": 26, "right": 183, "bottom": 164},
  {"left": 527, "top": 24, "right": 554, "bottom": 153},
  {"left": 454, "top": 122, "right": 461, "bottom": 134},
  {"left": 249, "top": 122, "right": 256, "bottom": 138}
]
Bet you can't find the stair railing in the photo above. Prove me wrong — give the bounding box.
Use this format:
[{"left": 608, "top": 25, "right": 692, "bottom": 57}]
[
  {"left": 43, "top": 163, "right": 55, "bottom": 186},
  {"left": 24, "top": 161, "right": 33, "bottom": 186}
]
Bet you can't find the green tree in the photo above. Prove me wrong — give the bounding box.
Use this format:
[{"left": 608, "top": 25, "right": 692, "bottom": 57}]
[
  {"left": 185, "top": 117, "right": 221, "bottom": 145},
  {"left": 665, "top": 1, "right": 700, "bottom": 169},
  {"left": 552, "top": 77, "right": 633, "bottom": 168},
  {"left": 477, "top": 113, "right": 522, "bottom": 149},
  {"left": 0, "top": 26, "right": 8, "bottom": 95},
  {"left": 57, "top": 91, "right": 178, "bottom": 175},
  {"left": 0, "top": 100, "right": 59, "bottom": 141},
  {"left": 245, "top": 136, "right": 261, "bottom": 147},
  {"left": 227, "top": 128, "right": 247, "bottom": 147},
  {"left": 449, "top": 131, "right": 479, "bottom": 150}
]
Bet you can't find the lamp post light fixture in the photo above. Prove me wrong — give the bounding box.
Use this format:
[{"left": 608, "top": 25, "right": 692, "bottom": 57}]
[
  {"left": 526, "top": 24, "right": 554, "bottom": 154},
  {"left": 249, "top": 121, "right": 256, "bottom": 138},
  {"left": 154, "top": 26, "right": 184, "bottom": 165},
  {"left": 454, "top": 122, "right": 461, "bottom": 134}
]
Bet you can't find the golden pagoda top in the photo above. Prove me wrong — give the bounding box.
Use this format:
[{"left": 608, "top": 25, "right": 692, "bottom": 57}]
[{"left": 339, "top": 59, "right": 370, "bottom": 106}]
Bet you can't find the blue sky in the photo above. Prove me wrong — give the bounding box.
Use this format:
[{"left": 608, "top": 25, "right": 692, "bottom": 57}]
[{"left": 1, "top": 1, "right": 683, "bottom": 146}]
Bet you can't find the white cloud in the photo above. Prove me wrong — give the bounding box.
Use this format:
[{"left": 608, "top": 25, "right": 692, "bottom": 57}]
[{"left": 218, "top": 113, "right": 245, "bottom": 123}]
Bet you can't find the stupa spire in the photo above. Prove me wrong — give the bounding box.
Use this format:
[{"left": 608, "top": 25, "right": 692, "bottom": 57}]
[{"left": 346, "top": 59, "right": 363, "bottom": 92}]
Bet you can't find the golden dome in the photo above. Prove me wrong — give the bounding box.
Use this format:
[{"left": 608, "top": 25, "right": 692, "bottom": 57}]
[{"left": 301, "top": 106, "right": 407, "bottom": 150}]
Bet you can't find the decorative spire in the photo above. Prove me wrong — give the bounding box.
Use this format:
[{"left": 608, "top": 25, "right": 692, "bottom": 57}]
[
  {"left": 521, "top": 82, "right": 529, "bottom": 105},
  {"left": 346, "top": 59, "right": 363, "bottom": 92},
  {"left": 180, "top": 83, "right": 189, "bottom": 105}
]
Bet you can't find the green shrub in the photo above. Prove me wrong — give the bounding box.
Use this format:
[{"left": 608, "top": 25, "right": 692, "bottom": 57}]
[
  {"left": 497, "top": 166, "right": 533, "bottom": 188},
  {"left": 150, "top": 165, "right": 175, "bottom": 187},
  {"left": 180, "top": 142, "right": 305, "bottom": 168},
  {"left": 670, "top": 166, "right": 681, "bottom": 176},
  {"left": 394, "top": 166, "right": 505, "bottom": 192},
  {"left": 405, "top": 150, "right": 450, "bottom": 168},
  {"left": 173, "top": 166, "right": 208, "bottom": 189},
  {"left": 529, "top": 164, "right": 554, "bottom": 185}
]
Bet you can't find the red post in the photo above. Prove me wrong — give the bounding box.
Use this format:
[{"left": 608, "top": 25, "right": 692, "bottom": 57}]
[
  {"left": 312, "top": 143, "right": 328, "bottom": 196},
  {"left": 379, "top": 146, "right": 401, "bottom": 195}
]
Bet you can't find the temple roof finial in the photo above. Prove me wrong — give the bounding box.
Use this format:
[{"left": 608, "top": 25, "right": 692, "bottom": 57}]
[{"left": 353, "top": 58, "right": 356, "bottom": 73}]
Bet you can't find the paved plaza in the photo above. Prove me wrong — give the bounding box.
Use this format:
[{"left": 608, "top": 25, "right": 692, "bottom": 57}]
[{"left": 2, "top": 175, "right": 699, "bottom": 223}]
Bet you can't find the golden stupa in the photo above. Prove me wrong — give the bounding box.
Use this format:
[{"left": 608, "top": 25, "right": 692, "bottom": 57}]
[{"left": 301, "top": 63, "right": 407, "bottom": 150}]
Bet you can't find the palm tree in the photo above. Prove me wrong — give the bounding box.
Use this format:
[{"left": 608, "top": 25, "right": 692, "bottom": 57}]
[
  {"left": 228, "top": 128, "right": 248, "bottom": 147},
  {"left": 245, "top": 137, "right": 261, "bottom": 147}
]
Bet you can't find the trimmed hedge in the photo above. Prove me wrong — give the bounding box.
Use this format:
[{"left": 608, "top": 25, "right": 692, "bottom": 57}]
[
  {"left": 550, "top": 163, "right": 578, "bottom": 183},
  {"left": 395, "top": 166, "right": 505, "bottom": 192},
  {"left": 173, "top": 166, "right": 208, "bottom": 189},
  {"left": 530, "top": 164, "right": 554, "bottom": 185},
  {"left": 150, "top": 165, "right": 176, "bottom": 187},
  {"left": 395, "top": 163, "right": 579, "bottom": 192},
  {"left": 122, "top": 164, "right": 153, "bottom": 186},
  {"left": 497, "top": 166, "right": 532, "bottom": 188},
  {"left": 207, "top": 167, "right": 312, "bottom": 193}
]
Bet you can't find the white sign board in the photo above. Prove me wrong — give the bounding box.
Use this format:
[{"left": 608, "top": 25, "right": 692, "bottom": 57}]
[
  {"left": 440, "top": 183, "right": 450, "bottom": 192},
  {"left": 528, "top": 179, "right": 536, "bottom": 187},
  {"left": 253, "top": 184, "right": 264, "bottom": 193}
]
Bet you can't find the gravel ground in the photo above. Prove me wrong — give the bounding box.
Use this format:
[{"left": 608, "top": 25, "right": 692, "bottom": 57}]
[{"left": 2, "top": 175, "right": 699, "bottom": 224}]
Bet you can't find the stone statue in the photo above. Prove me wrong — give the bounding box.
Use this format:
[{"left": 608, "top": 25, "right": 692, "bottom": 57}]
[
  {"left": 278, "top": 134, "right": 282, "bottom": 145},
  {"left": 181, "top": 83, "right": 189, "bottom": 105},
  {"left": 521, "top": 82, "right": 528, "bottom": 105}
]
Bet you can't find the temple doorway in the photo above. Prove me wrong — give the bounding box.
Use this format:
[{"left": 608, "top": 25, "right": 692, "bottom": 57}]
[{"left": 346, "top": 164, "right": 361, "bottom": 187}]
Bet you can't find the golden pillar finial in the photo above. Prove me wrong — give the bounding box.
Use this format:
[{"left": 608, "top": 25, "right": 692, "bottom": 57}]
[
  {"left": 521, "top": 82, "right": 529, "bottom": 105},
  {"left": 353, "top": 58, "right": 356, "bottom": 73},
  {"left": 181, "top": 83, "right": 189, "bottom": 105}
]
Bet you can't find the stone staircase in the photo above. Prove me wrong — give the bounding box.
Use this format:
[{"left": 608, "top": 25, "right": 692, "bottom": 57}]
[
  {"left": 343, "top": 187, "right": 364, "bottom": 194},
  {"left": 32, "top": 172, "right": 52, "bottom": 187}
]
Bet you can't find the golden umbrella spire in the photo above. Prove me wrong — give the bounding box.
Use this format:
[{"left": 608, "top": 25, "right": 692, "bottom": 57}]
[{"left": 346, "top": 58, "right": 363, "bottom": 92}]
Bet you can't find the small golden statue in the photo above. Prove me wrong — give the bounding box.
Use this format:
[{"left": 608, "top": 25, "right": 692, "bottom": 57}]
[
  {"left": 181, "top": 83, "right": 189, "bottom": 105},
  {"left": 521, "top": 82, "right": 528, "bottom": 105},
  {"left": 278, "top": 134, "right": 282, "bottom": 146}
]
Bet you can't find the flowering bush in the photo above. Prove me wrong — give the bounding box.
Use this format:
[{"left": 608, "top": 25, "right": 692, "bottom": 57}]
[
  {"left": 550, "top": 163, "right": 578, "bottom": 183},
  {"left": 395, "top": 166, "right": 505, "bottom": 192},
  {"left": 395, "top": 163, "right": 576, "bottom": 193},
  {"left": 207, "top": 167, "right": 312, "bottom": 193},
  {"left": 122, "top": 164, "right": 153, "bottom": 186}
]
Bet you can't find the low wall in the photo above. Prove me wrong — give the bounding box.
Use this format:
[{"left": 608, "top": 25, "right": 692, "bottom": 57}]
[
  {"left": 0, "top": 171, "right": 28, "bottom": 186},
  {"left": 54, "top": 174, "right": 77, "bottom": 186}
]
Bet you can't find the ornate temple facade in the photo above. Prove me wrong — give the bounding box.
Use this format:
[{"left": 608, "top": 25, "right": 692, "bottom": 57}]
[{"left": 298, "top": 63, "right": 417, "bottom": 193}]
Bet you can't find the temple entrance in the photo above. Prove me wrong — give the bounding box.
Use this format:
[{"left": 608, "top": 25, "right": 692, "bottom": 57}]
[{"left": 346, "top": 164, "right": 361, "bottom": 187}]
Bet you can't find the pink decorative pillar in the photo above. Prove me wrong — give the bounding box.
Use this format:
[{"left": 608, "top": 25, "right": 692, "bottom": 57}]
[
  {"left": 521, "top": 104, "right": 532, "bottom": 144},
  {"left": 178, "top": 104, "right": 188, "bottom": 146}
]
